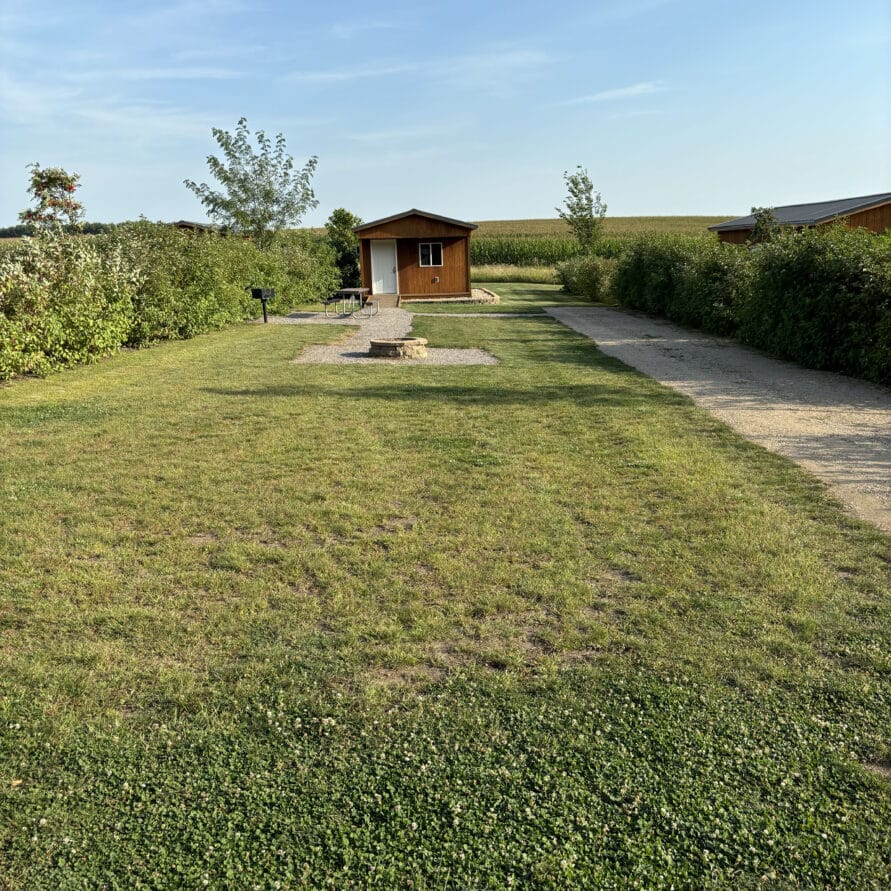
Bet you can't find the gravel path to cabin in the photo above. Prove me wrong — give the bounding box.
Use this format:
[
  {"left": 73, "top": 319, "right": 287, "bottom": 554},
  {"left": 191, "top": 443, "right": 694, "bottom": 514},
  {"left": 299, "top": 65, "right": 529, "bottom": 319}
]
[
  {"left": 258, "top": 312, "right": 360, "bottom": 326},
  {"left": 548, "top": 306, "right": 891, "bottom": 534},
  {"left": 291, "top": 308, "right": 498, "bottom": 366}
]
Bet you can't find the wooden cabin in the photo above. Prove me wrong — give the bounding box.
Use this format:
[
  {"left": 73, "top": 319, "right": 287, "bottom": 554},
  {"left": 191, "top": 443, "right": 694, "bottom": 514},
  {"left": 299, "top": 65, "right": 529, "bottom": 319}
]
[
  {"left": 709, "top": 192, "right": 891, "bottom": 244},
  {"left": 353, "top": 209, "right": 477, "bottom": 305}
]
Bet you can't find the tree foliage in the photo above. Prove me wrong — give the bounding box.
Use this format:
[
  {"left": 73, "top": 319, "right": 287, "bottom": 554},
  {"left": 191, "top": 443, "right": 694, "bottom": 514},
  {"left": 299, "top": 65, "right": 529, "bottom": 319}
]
[
  {"left": 556, "top": 166, "right": 606, "bottom": 252},
  {"left": 18, "top": 163, "right": 85, "bottom": 230},
  {"left": 184, "top": 117, "right": 319, "bottom": 250},
  {"left": 748, "top": 207, "right": 779, "bottom": 244},
  {"left": 325, "top": 208, "right": 362, "bottom": 287}
]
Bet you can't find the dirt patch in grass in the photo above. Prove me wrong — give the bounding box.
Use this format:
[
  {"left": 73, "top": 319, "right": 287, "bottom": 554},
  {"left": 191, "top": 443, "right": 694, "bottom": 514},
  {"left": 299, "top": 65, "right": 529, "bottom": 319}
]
[
  {"left": 864, "top": 759, "right": 891, "bottom": 780},
  {"left": 187, "top": 532, "right": 220, "bottom": 546}
]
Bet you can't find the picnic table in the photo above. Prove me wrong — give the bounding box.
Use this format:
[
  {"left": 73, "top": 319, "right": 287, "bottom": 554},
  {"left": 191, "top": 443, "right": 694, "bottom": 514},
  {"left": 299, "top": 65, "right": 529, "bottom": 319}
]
[{"left": 323, "top": 288, "right": 376, "bottom": 318}]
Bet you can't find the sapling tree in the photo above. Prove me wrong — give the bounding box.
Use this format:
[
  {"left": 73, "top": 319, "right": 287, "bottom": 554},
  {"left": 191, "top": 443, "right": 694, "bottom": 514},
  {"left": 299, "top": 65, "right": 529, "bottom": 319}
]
[
  {"left": 748, "top": 207, "right": 778, "bottom": 244},
  {"left": 556, "top": 166, "right": 606, "bottom": 252},
  {"left": 325, "top": 207, "right": 362, "bottom": 287},
  {"left": 184, "top": 117, "right": 319, "bottom": 249},
  {"left": 18, "top": 163, "right": 85, "bottom": 230}
]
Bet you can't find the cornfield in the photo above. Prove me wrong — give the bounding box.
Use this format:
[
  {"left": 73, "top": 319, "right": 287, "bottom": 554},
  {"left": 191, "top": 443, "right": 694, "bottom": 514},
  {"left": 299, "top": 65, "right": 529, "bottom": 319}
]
[{"left": 471, "top": 236, "right": 581, "bottom": 267}]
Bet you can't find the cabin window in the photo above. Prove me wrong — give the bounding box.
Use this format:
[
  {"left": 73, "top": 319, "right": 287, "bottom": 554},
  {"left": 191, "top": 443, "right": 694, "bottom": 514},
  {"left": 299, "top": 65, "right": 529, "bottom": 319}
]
[{"left": 419, "top": 242, "right": 443, "bottom": 267}]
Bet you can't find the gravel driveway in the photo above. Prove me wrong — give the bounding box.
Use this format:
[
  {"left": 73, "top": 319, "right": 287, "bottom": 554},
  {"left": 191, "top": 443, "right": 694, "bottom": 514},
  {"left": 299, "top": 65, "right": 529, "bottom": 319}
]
[{"left": 548, "top": 306, "right": 891, "bottom": 535}]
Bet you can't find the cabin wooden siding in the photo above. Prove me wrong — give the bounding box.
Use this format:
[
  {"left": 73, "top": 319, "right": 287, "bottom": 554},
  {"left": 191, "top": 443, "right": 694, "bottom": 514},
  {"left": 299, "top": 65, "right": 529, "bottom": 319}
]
[
  {"left": 847, "top": 203, "right": 891, "bottom": 234},
  {"left": 359, "top": 240, "right": 372, "bottom": 291},
  {"left": 716, "top": 229, "right": 749, "bottom": 245},
  {"left": 398, "top": 238, "right": 468, "bottom": 297}
]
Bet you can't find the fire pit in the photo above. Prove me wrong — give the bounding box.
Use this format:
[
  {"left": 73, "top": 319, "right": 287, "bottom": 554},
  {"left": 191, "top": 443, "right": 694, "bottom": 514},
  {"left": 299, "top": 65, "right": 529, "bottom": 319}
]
[{"left": 368, "top": 337, "right": 428, "bottom": 359}]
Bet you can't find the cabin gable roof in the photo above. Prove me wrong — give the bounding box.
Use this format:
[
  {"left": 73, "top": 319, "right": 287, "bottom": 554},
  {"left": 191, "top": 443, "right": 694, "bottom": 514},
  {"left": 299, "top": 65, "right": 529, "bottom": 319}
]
[
  {"left": 709, "top": 192, "right": 891, "bottom": 232},
  {"left": 353, "top": 208, "right": 478, "bottom": 236}
]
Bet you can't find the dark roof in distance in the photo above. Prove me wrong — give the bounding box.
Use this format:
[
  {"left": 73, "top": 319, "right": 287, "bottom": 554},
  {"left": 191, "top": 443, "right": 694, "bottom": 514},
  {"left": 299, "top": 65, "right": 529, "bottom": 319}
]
[
  {"left": 172, "top": 220, "right": 222, "bottom": 231},
  {"left": 353, "top": 208, "right": 479, "bottom": 233},
  {"left": 708, "top": 192, "right": 891, "bottom": 232}
]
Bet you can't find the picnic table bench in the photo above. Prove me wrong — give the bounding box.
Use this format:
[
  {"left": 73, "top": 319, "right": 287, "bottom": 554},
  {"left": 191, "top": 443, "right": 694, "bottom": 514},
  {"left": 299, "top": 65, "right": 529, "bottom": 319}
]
[{"left": 323, "top": 288, "right": 378, "bottom": 318}]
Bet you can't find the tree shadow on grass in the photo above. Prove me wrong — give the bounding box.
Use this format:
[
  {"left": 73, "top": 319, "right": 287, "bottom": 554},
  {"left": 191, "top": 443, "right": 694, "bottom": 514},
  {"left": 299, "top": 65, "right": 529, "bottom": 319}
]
[{"left": 201, "top": 380, "right": 686, "bottom": 410}]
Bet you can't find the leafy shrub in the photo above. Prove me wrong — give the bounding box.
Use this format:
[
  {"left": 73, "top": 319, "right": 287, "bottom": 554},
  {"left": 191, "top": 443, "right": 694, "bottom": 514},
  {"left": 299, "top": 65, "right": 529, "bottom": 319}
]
[
  {"left": 99, "top": 222, "right": 253, "bottom": 343},
  {"left": 738, "top": 225, "right": 891, "bottom": 381},
  {"left": 0, "top": 230, "right": 136, "bottom": 377},
  {"left": 672, "top": 240, "right": 751, "bottom": 335},
  {"left": 97, "top": 223, "right": 338, "bottom": 345},
  {"left": 0, "top": 224, "right": 339, "bottom": 380},
  {"left": 269, "top": 230, "right": 339, "bottom": 307},
  {"left": 557, "top": 255, "right": 616, "bottom": 301},
  {"left": 610, "top": 234, "right": 708, "bottom": 316}
]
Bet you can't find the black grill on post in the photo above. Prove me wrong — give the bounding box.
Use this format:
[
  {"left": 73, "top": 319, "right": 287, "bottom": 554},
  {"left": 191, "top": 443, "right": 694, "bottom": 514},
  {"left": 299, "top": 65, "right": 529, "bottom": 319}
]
[{"left": 247, "top": 287, "right": 275, "bottom": 323}]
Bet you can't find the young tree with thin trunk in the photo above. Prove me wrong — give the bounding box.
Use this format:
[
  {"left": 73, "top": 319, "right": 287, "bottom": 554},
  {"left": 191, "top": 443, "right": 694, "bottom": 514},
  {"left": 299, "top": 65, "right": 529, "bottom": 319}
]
[
  {"left": 19, "top": 163, "right": 84, "bottom": 230},
  {"left": 184, "top": 117, "right": 318, "bottom": 250},
  {"left": 556, "top": 166, "right": 607, "bottom": 252}
]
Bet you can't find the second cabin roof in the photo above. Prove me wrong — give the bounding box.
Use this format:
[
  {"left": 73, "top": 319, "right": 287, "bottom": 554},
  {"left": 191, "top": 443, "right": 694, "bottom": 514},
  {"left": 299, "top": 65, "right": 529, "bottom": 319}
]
[{"left": 709, "top": 192, "right": 891, "bottom": 232}]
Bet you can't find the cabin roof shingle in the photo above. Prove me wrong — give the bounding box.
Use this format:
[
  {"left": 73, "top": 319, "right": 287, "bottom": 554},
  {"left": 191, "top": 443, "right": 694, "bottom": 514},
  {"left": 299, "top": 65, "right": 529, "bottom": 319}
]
[{"left": 708, "top": 192, "right": 891, "bottom": 232}]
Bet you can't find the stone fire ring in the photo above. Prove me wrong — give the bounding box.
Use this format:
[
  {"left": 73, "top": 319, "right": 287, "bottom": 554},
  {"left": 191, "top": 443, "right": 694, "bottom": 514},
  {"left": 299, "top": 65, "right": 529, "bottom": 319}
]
[{"left": 368, "top": 337, "right": 428, "bottom": 359}]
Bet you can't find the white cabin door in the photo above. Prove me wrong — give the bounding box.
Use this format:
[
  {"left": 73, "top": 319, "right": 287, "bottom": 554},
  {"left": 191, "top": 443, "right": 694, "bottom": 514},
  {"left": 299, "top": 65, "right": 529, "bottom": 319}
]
[{"left": 370, "top": 240, "right": 398, "bottom": 294}]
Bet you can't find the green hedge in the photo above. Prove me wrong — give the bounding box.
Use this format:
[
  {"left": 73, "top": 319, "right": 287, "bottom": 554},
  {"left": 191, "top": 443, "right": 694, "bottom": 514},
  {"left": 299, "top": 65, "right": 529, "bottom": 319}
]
[
  {"left": 609, "top": 227, "right": 891, "bottom": 384},
  {"left": 739, "top": 228, "right": 891, "bottom": 381},
  {"left": 556, "top": 255, "right": 617, "bottom": 302},
  {"left": 0, "top": 224, "right": 339, "bottom": 380}
]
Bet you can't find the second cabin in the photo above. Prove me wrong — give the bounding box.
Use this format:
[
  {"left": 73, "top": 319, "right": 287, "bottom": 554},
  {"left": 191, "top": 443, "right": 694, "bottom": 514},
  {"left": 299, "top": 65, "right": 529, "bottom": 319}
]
[{"left": 353, "top": 209, "right": 477, "bottom": 306}]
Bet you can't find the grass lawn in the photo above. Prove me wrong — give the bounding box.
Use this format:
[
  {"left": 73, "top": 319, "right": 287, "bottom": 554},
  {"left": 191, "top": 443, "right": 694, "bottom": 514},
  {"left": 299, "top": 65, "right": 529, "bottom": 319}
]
[
  {"left": 405, "top": 282, "right": 584, "bottom": 314},
  {"left": 1, "top": 311, "right": 890, "bottom": 887}
]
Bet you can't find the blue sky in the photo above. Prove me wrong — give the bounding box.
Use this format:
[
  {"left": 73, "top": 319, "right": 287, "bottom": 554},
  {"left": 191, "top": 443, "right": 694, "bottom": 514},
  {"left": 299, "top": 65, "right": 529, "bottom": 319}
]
[{"left": 1, "top": 0, "right": 889, "bottom": 226}]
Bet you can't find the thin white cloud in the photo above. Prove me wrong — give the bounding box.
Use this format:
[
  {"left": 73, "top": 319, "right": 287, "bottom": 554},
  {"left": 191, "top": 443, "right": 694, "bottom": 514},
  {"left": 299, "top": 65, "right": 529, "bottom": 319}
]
[
  {"left": 330, "top": 20, "right": 402, "bottom": 40},
  {"left": 609, "top": 109, "right": 667, "bottom": 119},
  {"left": 66, "top": 66, "right": 244, "bottom": 82},
  {"left": 122, "top": 0, "right": 252, "bottom": 32},
  {"left": 283, "top": 63, "right": 417, "bottom": 83},
  {"left": 345, "top": 122, "right": 466, "bottom": 144},
  {"left": 72, "top": 101, "right": 215, "bottom": 141},
  {"left": 431, "top": 48, "right": 553, "bottom": 89},
  {"left": 586, "top": 0, "right": 684, "bottom": 25},
  {"left": 0, "top": 72, "right": 82, "bottom": 124},
  {"left": 560, "top": 81, "right": 668, "bottom": 105},
  {"left": 174, "top": 44, "right": 268, "bottom": 61},
  {"left": 0, "top": 70, "right": 217, "bottom": 144},
  {"left": 284, "top": 45, "right": 550, "bottom": 89}
]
